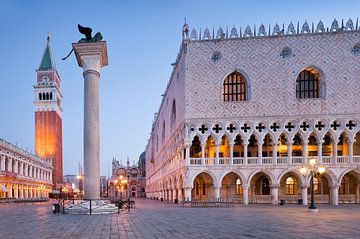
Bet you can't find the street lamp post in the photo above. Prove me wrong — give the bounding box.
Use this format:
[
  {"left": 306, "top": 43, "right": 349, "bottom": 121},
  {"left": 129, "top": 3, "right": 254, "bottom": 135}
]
[{"left": 300, "top": 157, "right": 325, "bottom": 212}]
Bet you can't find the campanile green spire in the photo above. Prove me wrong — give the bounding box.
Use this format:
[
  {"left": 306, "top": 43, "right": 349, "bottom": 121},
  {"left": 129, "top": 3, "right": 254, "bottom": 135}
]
[{"left": 39, "top": 33, "right": 56, "bottom": 70}]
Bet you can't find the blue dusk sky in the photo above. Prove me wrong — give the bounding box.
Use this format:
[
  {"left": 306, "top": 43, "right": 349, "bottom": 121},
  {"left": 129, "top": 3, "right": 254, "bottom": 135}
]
[{"left": 0, "top": 0, "right": 359, "bottom": 176}]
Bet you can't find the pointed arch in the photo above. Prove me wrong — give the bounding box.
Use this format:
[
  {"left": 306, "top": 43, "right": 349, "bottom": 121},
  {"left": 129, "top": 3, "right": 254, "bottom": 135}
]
[
  {"left": 222, "top": 71, "right": 249, "bottom": 101},
  {"left": 296, "top": 66, "right": 325, "bottom": 99}
]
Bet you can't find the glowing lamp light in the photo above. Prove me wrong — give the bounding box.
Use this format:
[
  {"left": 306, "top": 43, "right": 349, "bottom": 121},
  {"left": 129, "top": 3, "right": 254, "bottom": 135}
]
[
  {"left": 114, "top": 180, "right": 118, "bottom": 184},
  {"left": 119, "top": 175, "right": 123, "bottom": 180},
  {"left": 309, "top": 158, "right": 316, "bottom": 165},
  {"left": 318, "top": 166, "right": 325, "bottom": 174},
  {"left": 300, "top": 167, "right": 307, "bottom": 175}
]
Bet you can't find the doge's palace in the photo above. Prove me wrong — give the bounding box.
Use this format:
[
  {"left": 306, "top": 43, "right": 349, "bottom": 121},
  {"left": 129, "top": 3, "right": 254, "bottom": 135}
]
[{"left": 145, "top": 18, "right": 360, "bottom": 205}]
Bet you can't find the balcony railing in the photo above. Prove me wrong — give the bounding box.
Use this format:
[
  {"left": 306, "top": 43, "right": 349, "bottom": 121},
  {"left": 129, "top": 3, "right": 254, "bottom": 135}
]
[{"left": 189, "top": 156, "right": 360, "bottom": 166}]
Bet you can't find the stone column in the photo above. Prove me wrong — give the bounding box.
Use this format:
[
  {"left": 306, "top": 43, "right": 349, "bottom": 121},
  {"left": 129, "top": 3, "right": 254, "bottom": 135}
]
[
  {"left": 317, "top": 142, "right": 322, "bottom": 164},
  {"left": 348, "top": 139, "right": 354, "bottom": 163},
  {"left": 14, "top": 160, "right": 18, "bottom": 174},
  {"left": 331, "top": 186, "right": 339, "bottom": 205},
  {"left": 14, "top": 184, "right": 18, "bottom": 198},
  {"left": 229, "top": 142, "right": 234, "bottom": 165},
  {"left": 273, "top": 141, "right": 278, "bottom": 164},
  {"left": 302, "top": 143, "right": 307, "bottom": 164},
  {"left": 270, "top": 185, "right": 279, "bottom": 205},
  {"left": 258, "top": 141, "right": 263, "bottom": 164},
  {"left": 242, "top": 185, "right": 249, "bottom": 205},
  {"left": 19, "top": 185, "right": 23, "bottom": 199},
  {"left": 7, "top": 158, "right": 12, "bottom": 172},
  {"left": 8, "top": 183, "right": 13, "bottom": 198},
  {"left": 215, "top": 140, "right": 220, "bottom": 165},
  {"left": 214, "top": 186, "right": 220, "bottom": 201},
  {"left": 178, "top": 188, "right": 183, "bottom": 202},
  {"left": 185, "top": 187, "right": 192, "bottom": 201},
  {"left": 301, "top": 186, "right": 308, "bottom": 205},
  {"left": 332, "top": 141, "right": 338, "bottom": 164},
  {"left": 0, "top": 155, "right": 5, "bottom": 171},
  {"left": 201, "top": 142, "right": 205, "bottom": 165},
  {"left": 73, "top": 42, "right": 108, "bottom": 200},
  {"left": 185, "top": 144, "right": 190, "bottom": 166},
  {"left": 287, "top": 142, "right": 292, "bottom": 164},
  {"left": 173, "top": 189, "right": 177, "bottom": 203},
  {"left": 243, "top": 143, "right": 248, "bottom": 165}
]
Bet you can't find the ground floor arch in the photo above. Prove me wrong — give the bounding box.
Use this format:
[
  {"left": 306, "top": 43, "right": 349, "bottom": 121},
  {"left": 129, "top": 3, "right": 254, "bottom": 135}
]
[{"left": 191, "top": 172, "right": 215, "bottom": 201}]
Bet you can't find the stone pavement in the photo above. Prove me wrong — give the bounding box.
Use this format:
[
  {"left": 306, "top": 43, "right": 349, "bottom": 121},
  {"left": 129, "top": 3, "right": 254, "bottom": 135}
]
[{"left": 0, "top": 199, "right": 359, "bottom": 239}]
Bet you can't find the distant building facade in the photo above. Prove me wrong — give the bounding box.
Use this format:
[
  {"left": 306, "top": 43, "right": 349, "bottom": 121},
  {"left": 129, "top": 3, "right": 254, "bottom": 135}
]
[
  {"left": 100, "top": 176, "right": 107, "bottom": 197},
  {"left": 0, "top": 139, "right": 52, "bottom": 199},
  {"left": 108, "top": 154, "right": 146, "bottom": 199},
  {"left": 34, "top": 35, "right": 63, "bottom": 189},
  {"left": 145, "top": 19, "right": 360, "bottom": 205}
]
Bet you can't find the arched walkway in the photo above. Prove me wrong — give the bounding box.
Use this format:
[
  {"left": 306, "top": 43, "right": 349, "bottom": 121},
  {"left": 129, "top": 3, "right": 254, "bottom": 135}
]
[
  {"left": 338, "top": 170, "right": 360, "bottom": 204},
  {"left": 191, "top": 172, "right": 215, "bottom": 201},
  {"left": 220, "top": 172, "right": 243, "bottom": 202},
  {"left": 249, "top": 171, "right": 273, "bottom": 204}
]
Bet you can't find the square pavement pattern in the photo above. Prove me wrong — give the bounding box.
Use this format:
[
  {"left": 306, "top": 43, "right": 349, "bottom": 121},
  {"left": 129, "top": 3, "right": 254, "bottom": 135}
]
[{"left": 0, "top": 199, "right": 359, "bottom": 239}]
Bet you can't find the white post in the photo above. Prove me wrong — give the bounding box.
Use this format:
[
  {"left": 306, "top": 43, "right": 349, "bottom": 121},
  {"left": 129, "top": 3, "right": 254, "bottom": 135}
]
[
  {"left": 273, "top": 141, "right": 278, "bottom": 164},
  {"left": 332, "top": 140, "right": 338, "bottom": 164},
  {"left": 301, "top": 186, "right": 308, "bottom": 205},
  {"left": 348, "top": 140, "right": 354, "bottom": 163},
  {"left": 0, "top": 156, "right": 5, "bottom": 171},
  {"left": 302, "top": 143, "right": 307, "bottom": 164},
  {"left": 215, "top": 141, "right": 220, "bottom": 165},
  {"left": 242, "top": 185, "right": 249, "bottom": 205},
  {"left": 287, "top": 142, "right": 292, "bottom": 164},
  {"left": 270, "top": 185, "right": 279, "bottom": 205},
  {"left": 243, "top": 143, "right": 248, "bottom": 165},
  {"left": 178, "top": 188, "right": 183, "bottom": 202},
  {"left": 331, "top": 186, "right": 339, "bottom": 205},
  {"left": 73, "top": 42, "right": 108, "bottom": 200},
  {"left": 318, "top": 142, "right": 322, "bottom": 164},
  {"left": 185, "top": 144, "right": 190, "bottom": 166},
  {"left": 214, "top": 186, "right": 220, "bottom": 200},
  {"left": 185, "top": 187, "right": 192, "bottom": 201},
  {"left": 201, "top": 142, "right": 205, "bottom": 165},
  {"left": 258, "top": 141, "right": 263, "bottom": 164},
  {"left": 229, "top": 142, "right": 234, "bottom": 165}
]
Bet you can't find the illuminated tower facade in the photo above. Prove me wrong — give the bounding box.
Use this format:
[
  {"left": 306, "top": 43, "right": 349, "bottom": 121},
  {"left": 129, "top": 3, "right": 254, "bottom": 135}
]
[{"left": 34, "top": 35, "right": 63, "bottom": 189}]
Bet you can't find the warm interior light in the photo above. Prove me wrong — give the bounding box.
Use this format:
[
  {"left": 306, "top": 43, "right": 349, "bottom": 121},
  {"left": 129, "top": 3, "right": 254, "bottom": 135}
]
[
  {"left": 309, "top": 158, "right": 316, "bottom": 165},
  {"left": 114, "top": 180, "right": 118, "bottom": 184},
  {"left": 119, "top": 175, "right": 123, "bottom": 180},
  {"left": 318, "top": 166, "right": 325, "bottom": 174},
  {"left": 300, "top": 167, "right": 307, "bottom": 175}
]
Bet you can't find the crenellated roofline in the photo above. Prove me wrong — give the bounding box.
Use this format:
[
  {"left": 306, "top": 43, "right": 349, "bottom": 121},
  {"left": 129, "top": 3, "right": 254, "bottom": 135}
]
[{"left": 183, "top": 18, "right": 358, "bottom": 42}]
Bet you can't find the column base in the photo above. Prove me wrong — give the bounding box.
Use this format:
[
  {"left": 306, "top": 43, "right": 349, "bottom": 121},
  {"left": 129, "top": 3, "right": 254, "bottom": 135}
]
[{"left": 308, "top": 208, "right": 319, "bottom": 213}]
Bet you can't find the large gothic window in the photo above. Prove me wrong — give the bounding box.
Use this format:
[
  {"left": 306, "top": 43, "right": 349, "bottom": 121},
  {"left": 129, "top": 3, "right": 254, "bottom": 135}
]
[
  {"left": 223, "top": 72, "right": 246, "bottom": 102},
  {"left": 296, "top": 67, "right": 321, "bottom": 99}
]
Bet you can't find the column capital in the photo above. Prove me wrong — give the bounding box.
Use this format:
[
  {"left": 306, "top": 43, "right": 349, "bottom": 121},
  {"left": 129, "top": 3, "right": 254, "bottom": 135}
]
[{"left": 73, "top": 42, "right": 108, "bottom": 73}]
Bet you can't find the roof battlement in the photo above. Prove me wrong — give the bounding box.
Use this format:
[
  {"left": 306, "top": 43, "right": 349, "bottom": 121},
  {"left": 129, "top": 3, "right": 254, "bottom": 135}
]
[{"left": 182, "top": 18, "right": 358, "bottom": 42}]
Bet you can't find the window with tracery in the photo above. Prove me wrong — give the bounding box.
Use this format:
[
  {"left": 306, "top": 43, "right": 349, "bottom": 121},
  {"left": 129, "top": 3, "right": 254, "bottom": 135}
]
[
  {"left": 223, "top": 72, "right": 246, "bottom": 102},
  {"left": 286, "top": 177, "right": 295, "bottom": 195},
  {"left": 235, "top": 178, "right": 243, "bottom": 195},
  {"left": 296, "top": 68, "right": 321, "bottom": 99}
]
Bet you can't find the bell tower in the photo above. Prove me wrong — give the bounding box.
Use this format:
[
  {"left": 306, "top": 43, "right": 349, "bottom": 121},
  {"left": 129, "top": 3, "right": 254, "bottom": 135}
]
[{"left": 34, "top": 34, "right": 63, "bottom": 189}]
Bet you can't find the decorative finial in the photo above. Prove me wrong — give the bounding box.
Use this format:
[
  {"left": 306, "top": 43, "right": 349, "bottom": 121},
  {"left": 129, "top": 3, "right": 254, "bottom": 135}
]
[{"left": 47, "top": 32, "right": 51, "bottom": 41}]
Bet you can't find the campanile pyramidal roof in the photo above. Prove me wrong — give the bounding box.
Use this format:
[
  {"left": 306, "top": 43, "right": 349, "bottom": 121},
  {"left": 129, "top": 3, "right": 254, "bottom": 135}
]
[{"left": 38, "top": 33, "right": 56, "bottom": 71}]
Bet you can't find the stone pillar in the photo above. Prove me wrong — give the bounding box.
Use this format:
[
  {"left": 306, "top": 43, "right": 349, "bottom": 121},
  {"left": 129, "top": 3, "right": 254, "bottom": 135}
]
[
  {"left": 317, "top": 143, "right": 322, "bottom": 164},
  {"left": 73, "top": 42, "right": 108, "bottom": 200},
  {"left": 301, "top": 186, "right": 308, "bottom": 205},
  {"left": 0, "top": 156, "right": 5, "bottom": 171},
  {"left": 25, "top": 187, "right": 28, "bottom": 198},
  {"left": 173, "top": 189, "right": 177, "bottom": 202},
  {"left": 201, "top": 142, "right": 205, "bottom": 165},
  {"left": 355, "top": 183, "right": 360, "bottom": 204},
  {"left": 185, "top": 187, "right": 192, "bottom": 201},
  {"left": 348, "top": 140, "right": 354, "bottom": 163},
  {"left": 243, "top": 143, "right": 248, "bottom": 165},
  {"left": 14, "top": 160, "right": 18, "bottom": 174},
  {"left": 270, "top": 185, "right": 279, "bottom": 205},
  {"left": 302, "top": 144, "right": 307, "bottom": 164},
  {"left": 273, "top": 142, "right": 278, "bottom": 164},
  {"left": 332, "top": 141, "right": 338, "bottom": 164},
  {"left": 229, "top": 142, "right": 234, "bottom": 165},
  {"left": 7, "top": 158, "right": 12, "bottom": 172},
  {"left": 178, "top": 188, "right": 183, "bottom": 202},
  {"left": 14, "top": 184, "right": 18, "bottom": 198},
  {"left": 215, "top": 141, "right": 220, "bottom": 165},
  {"left": 331, "top": 186, "right": 339, "bottom": 205},
  {"left": 214, "top": 186, "right": 220, "bottom": 200},
  {"left": 19, "top": 185, "right": 23, "bottom": 199},
  {"left": 287, "top": 143, "right": 292, "bottom": 164},
  {"left": 185, "top": 144, "right": 190, "bottom": 166},
  {"left": 242, "top": 185, "right": 249, "bottom": 205},
  {"left": 8, "top": 183, "right": 13, "bottom": 198},
  {"left": 258, "top": 141, "right": 263, "bottom": 164}
]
